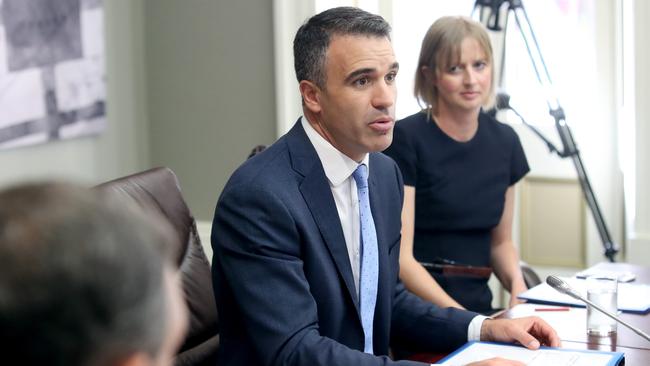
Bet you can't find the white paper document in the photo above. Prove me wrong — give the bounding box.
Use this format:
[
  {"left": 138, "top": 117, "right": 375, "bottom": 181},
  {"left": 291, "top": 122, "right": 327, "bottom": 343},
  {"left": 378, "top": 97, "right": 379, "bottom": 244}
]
[
  {"left": 438, "top": 342, "right": 623, "bottom": 366},
  {"left": 518, "top": 277, "right": 650, "bottom": 313},
  {"left": 574, "top": 267, "right": 636, "bottom": 282}
]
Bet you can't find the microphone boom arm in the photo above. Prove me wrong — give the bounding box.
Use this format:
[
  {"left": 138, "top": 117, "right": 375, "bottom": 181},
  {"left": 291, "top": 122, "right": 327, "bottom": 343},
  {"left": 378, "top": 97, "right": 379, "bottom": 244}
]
[
  {"left": 510, "top": 105, "right": 561, "bottom": 156},
  {"left": 547, "top": 276, "right": 650, "bottom": 342}
]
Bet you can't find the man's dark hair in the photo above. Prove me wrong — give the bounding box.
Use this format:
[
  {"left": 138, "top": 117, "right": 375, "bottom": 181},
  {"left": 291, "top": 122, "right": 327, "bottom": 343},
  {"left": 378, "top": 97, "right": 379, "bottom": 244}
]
[
  {"left": 0, "top": 183, "right": 174, "bottom": 366},
  {"left": 293, "top": 6, "right": 391, "bottom": 88}
]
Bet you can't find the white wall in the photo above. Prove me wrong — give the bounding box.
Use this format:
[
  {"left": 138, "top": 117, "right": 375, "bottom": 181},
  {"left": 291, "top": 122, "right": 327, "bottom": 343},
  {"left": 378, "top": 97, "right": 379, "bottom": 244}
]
[
  {"left": 0, "top": 0, "right": 149, "bottom": 187},
  {"left": 626, "top": 0, "right": 650, "bottom": 265},
  {"left": 273, "top": 0, "right": 314, "bottom": 136}
]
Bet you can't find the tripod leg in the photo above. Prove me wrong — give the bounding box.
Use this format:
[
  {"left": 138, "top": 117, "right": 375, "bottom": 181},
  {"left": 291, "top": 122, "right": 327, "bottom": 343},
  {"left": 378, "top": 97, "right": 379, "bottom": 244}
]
[
  {"left": 510, "top": 5, "right": 560, "bottom": 111},
  {"left": 474, "top": 0, "right": 509, "bottom": 90}
]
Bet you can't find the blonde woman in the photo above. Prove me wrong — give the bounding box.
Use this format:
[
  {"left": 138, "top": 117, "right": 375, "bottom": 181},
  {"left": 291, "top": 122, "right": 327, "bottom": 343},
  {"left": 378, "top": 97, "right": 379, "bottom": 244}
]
[{"left": 385, "top": 16, "right": 528, "bottom": 314}]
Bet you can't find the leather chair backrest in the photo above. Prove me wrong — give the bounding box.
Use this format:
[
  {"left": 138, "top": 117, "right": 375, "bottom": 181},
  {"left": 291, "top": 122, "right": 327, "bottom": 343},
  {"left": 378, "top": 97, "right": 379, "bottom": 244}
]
[
  {"left": 520, "top": 261, "right": 542, "bottom": 289},
  {"left": 96, "top": 167, "right": 218, "bottom": 366}
]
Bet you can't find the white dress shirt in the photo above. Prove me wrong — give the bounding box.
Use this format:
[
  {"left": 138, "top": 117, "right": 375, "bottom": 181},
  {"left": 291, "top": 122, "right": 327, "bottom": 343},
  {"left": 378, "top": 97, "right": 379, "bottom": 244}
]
[
  {"left": 302, "top": 117, "right": 366, "bottom": 293},
  {"left": 300, "top": 117, "right": 486, "bottom": 351}
]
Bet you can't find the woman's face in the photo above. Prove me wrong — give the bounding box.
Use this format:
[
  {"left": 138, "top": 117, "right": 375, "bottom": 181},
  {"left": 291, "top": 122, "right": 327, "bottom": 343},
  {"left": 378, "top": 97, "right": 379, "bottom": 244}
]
[{"left": 433, "top": 36, "right": 492, "bottom": 115}]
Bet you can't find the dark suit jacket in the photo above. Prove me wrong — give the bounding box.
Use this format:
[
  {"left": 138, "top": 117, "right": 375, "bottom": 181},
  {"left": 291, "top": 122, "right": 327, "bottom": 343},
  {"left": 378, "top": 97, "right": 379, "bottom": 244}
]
[{"left": 211, "top": 121, "right": 477, "bottom": 366}]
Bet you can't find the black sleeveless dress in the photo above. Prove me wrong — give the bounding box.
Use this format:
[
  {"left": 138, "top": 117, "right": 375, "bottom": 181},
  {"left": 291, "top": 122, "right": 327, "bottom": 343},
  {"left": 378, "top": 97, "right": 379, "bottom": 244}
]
[{"left": 384, "top": 110, "right": 529, "bottom": 313}]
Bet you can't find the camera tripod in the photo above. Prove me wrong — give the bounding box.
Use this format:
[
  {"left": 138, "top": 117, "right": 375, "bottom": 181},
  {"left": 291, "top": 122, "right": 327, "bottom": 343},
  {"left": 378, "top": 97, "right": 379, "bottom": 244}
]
[{"left": 472, "top": 0, "right": 619, "bottom": 262}]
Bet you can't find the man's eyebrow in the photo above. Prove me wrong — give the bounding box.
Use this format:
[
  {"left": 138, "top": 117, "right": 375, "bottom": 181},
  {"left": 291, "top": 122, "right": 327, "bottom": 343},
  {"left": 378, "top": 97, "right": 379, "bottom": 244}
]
[
  {"left": 344, "top": 68, "right": 375, "bottom": 84},
  {"left": 344, "top": 62, "right": 400, "bottom": 83}
]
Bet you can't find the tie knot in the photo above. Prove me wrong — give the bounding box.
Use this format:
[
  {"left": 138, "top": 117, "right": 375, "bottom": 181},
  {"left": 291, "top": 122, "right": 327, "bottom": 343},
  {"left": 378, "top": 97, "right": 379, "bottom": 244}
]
[{"left": 352, "top": 164, "right": 368, "bottom": 189}]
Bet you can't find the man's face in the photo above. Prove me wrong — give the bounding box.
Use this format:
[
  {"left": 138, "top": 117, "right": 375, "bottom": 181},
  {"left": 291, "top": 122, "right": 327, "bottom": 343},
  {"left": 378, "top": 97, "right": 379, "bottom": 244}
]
[{"left": 303, "top": 35, "right": 399, "bottom": 162}]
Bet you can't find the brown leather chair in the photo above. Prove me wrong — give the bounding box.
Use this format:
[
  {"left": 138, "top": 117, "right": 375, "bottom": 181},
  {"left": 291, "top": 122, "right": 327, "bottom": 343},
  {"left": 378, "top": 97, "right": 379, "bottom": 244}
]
[
  {"left": 96, "top": 167, "right": 219, "bottom": 366},
  {"left": 520, "top": 261, "right": 542, "bottom": 289}
]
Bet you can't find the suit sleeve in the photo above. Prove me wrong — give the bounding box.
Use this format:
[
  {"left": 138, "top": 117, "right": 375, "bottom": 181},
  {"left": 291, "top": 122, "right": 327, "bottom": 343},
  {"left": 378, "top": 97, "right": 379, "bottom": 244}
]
[
  {"left": 212, "top": 183, "right": 427, "bottom": 366},
  {"left": 390, "top": 281, "right": 477, "bottom": 353}
]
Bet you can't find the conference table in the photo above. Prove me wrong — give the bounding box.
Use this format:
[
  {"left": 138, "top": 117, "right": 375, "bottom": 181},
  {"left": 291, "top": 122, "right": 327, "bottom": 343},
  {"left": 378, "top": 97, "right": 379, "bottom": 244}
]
[{"left": 410, "top": 262, "right": 650, "bottom": 365}]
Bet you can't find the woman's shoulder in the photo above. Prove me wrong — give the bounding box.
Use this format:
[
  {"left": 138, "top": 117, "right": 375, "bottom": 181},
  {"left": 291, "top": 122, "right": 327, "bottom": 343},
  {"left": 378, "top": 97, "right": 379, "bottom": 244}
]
[
  {"left": 395, "top": 110, "right": 430, "bottom": 132},
  {"left": 479, "top": 111, "right": 519, "bottom": 141}
]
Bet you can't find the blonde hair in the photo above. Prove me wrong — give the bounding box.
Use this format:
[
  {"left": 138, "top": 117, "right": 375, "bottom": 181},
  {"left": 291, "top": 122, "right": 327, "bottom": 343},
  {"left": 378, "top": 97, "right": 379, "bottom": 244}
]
[{"left": 414, "top": 16, "right": 495, "bottom": 114}]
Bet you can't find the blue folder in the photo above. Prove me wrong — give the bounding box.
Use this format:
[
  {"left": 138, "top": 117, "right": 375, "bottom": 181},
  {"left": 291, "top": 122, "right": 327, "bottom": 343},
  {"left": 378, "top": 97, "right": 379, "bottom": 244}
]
[{"left": 438, "top": 341, "right": 624, "bottom": 365}]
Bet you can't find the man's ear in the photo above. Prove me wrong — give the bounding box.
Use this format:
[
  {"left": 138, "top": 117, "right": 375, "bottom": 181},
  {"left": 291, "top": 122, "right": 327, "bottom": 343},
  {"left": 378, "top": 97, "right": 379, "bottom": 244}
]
[{"left": 299, "top": 80, "right": 322, "bottom": 114}]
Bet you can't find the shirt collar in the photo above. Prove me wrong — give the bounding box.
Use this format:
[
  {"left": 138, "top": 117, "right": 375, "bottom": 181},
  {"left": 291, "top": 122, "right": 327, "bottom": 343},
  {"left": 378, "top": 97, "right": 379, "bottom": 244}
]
[{"left": 301, "top": 116, "right": 369, "bottom": 186}]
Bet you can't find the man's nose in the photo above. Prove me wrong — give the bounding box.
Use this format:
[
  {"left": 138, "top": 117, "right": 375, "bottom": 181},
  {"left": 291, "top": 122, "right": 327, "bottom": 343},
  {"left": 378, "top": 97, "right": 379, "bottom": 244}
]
[{"left": 372, "top": 82, "right": 395, "bottom": 109}]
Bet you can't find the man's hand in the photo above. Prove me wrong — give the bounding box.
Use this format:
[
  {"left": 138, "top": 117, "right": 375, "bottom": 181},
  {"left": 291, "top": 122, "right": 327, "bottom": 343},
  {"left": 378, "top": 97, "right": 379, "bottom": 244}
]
[
  {"left": 480, "top": 317, "right": 561, "bottom": 349},
  {"left": 467, "top": 358, "right": 525, "bottom": 366}
]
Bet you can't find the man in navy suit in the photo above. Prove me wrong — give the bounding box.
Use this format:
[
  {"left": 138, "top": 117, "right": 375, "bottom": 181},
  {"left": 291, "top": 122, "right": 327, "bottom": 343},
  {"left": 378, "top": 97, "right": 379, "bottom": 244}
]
[{"left": 211, "top": 7, "right": 559, "bottom": 365}]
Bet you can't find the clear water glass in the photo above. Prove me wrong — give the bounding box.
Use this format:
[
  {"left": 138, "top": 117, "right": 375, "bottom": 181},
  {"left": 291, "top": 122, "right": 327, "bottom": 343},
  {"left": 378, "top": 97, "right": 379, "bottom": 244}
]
[{"left": 586, "top": 275, "right": 618, "bottom": 336}]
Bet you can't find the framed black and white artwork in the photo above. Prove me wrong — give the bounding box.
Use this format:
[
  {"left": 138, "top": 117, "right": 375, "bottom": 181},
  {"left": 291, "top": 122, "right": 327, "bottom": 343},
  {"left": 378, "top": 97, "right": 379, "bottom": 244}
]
[{"left": 0, "top": 0, "right": 105, "bottom": 150}]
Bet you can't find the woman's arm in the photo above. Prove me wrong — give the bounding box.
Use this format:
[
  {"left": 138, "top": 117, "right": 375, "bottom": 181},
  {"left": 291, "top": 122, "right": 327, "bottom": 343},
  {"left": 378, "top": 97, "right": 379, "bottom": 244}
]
[
  {"left": 490, "top": 185, "right": 527, "bottom": 308},
  {"left": 399, "top": 185, "right": 465, "bottom": 309}
]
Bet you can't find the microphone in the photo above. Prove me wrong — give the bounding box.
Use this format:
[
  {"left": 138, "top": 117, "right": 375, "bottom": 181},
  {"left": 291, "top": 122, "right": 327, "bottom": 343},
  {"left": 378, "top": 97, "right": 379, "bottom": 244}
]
[
  {"left": 495, "top": 92, "right": 511, "bottom": 111},
  {"left": 486, "top": 92, "right": 510, "bottom": 119},
  {"left": 493, "top": 92, "right": 562, "bottom": 156},
  {"left": 546, "top": 276, "right": 650, "bottom": 342},
  {"left": 546, "top": 275, "right": 582, "bottom": 299}
]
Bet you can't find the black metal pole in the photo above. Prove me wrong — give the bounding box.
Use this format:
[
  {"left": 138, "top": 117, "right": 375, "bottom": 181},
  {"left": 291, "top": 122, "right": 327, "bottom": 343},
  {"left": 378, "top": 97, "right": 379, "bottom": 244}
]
[{"left": 554, "top": 112, "right": 619, "bottom": 262}]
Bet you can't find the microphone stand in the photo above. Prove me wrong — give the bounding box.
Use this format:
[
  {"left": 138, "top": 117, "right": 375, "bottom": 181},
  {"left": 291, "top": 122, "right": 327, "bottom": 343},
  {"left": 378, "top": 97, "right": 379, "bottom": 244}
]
[{"left": 473, "top": 0, "right": 619, "bottom": 262}]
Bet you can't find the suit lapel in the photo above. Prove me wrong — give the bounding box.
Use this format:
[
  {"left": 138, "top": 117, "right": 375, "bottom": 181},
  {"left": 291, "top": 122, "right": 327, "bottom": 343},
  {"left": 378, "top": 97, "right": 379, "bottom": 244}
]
[
  {"left": 287, "top": 122, "right": 360, "bottom": 309},
  {"left": 368, "top": 154, "right": 391, "bottom": 318}
]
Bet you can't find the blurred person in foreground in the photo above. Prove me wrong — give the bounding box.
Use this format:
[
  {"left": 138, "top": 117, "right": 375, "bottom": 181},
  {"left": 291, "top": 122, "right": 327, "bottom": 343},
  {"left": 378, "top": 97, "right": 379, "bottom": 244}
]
[{"left": 0, "top": 182, "right": 188, "bottom": 366}]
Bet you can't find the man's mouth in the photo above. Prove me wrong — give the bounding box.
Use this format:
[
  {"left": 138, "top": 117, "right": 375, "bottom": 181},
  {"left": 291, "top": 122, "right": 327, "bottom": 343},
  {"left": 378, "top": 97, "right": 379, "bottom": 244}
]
[{"left": 368, "top": 118, "right": 394, "bottom": 133}]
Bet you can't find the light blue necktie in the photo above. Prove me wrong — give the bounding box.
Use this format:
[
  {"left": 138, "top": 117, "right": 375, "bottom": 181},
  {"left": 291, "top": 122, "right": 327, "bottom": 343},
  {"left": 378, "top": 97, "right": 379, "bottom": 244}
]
[{"left": 352, "top": 164, "right": 378, "bottom": 354}]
